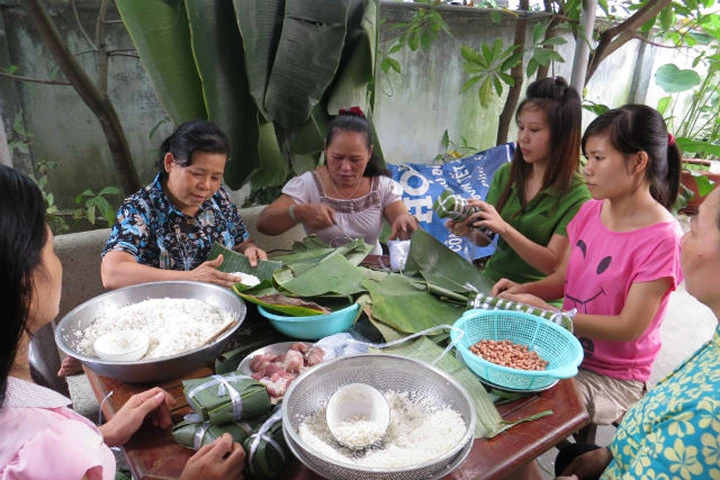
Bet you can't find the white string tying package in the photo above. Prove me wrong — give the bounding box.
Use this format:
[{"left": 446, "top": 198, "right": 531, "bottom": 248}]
[{"left": 183, "top": 373, "right": 250, "bottom": 423}]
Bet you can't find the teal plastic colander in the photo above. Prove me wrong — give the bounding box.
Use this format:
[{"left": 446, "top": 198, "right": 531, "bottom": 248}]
[{"left": 451, "top": 309, "right": 584, "bottom": 391}]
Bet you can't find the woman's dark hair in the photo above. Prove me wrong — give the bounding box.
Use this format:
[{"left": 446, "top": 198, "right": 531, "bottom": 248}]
[
  {"left": 496, "top": 76, "right": 583, "bottom": 213},
  {"left": 156, "top": 120, "right": 231, "bottom": 180},
  {"left": 325, "top": 108, "right": 390, "bottom": 177},
  {"left": 581, "top": 104, "right": 681, "bottom": 210},
  {"left": 0, "top": 165, "right": 48, "bottom": 405}
]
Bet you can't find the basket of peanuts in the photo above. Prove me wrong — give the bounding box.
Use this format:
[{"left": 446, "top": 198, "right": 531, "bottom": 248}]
[{"left": 450, "top": 309, "right": 584, "bottom": 391}]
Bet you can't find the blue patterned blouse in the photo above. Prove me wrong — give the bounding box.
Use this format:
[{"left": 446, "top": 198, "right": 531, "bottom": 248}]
[
  {"left": 102, "top": 174, "right": 249, "bottom": 270},
  {"left": 602, "top": 325, "right": 720, "bottom": 479}
]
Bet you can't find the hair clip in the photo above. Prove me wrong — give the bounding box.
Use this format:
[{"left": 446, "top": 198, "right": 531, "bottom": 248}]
[{"left": 339, "top": 106, "right": 366, "bottom": 118}]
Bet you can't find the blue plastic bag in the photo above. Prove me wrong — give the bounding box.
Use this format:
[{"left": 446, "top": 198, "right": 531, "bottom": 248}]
[{"left": 388, "top": 142, "right": 514, "bottom": 260}]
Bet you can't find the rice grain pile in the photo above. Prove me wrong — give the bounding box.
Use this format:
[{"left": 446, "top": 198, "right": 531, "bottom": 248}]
[
  {"left": 76, "top": 298, "right": 235, "bottom": 360},
  {"left": 297, "top": 391, "right": 467, "bottom": 469}
]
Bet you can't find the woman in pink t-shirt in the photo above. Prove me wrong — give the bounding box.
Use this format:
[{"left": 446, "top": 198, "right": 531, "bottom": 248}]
[
  {"left": 492, "top": 105, "right": 683, "bottom": 426},
  {"left": 0, "top": 165, "right": 246, "bottom": 480}
]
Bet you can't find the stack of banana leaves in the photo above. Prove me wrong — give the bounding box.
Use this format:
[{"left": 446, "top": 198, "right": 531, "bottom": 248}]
[
  {"left": 208, "top": 230, "right": 495, "bottom": 341},
  {"left": 209, "top": 232, "right": 555, "bottom": 438}
]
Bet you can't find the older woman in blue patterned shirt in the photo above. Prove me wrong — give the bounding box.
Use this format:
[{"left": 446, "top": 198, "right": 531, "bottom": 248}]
[{"left": 101, "top": 120, "right": 266, "bottom": 290}]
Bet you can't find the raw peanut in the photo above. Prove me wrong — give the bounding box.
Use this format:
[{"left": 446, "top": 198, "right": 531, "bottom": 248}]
[{"left": 470, "top": 338, "right": 547, "bottom": 371}]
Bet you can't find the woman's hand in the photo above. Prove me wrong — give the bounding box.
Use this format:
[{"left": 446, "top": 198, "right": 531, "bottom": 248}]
[
  {"left": 236, "top": 241, "right": 267, "bottom": 267},
  {"left": 390, "top": 213, "right": 419, "bottom": 240},
  {"left": 99, "top": 387, "right": 176, "bottom": 447},
  {"left": 501, "top": 292, "right": 554, "bottom": 310},
  {"left": 491, "top": 278, "right": 522, "bottom": 296},
  {"left": 180, "top": 433, "right": 246, "bottom": 480},
  {"left": 559, "top": 447, "right": 612, "bottom": 480},
  {"left": 465, "top": 199, "right": 507, "bottom": 236},
  {"left": 294, "top": 203, "right": 336, "bottom": 230},
  {"left": 189, "top": 255, "right": 242, "bottom": 288},
  {"left": 445, "top": 218, "right": 472, "bottom": 238}
]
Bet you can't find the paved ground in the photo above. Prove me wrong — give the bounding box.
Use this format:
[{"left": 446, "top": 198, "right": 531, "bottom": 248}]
[{"left": 67, "top": 249, "right": 718, "bottom": 479}]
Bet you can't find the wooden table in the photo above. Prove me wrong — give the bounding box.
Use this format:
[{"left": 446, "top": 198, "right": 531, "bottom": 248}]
[{"left": 85, "top": 367, "right": 589, "bottom": 480}]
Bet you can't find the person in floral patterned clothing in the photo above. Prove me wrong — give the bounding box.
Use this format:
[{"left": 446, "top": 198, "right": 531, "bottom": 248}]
[{"left": 101, "top": 120, "right": 266, "bottom": 290}]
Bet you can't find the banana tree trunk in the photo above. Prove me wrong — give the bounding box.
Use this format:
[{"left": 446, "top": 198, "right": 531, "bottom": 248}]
[{"left": 25, "top": 0, "right": 140, "bottom": 195}]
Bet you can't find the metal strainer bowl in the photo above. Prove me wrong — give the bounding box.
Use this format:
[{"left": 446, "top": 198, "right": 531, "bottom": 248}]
[{"left": 282, "top": 354, "right": 476, "bottom": 480}]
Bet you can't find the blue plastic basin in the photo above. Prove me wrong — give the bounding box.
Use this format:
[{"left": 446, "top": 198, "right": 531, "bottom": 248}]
[{"left": 258, "top": 303, "right": 360, "bottom": 340}]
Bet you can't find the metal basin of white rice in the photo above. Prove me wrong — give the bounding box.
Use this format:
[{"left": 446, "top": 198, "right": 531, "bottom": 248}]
[
  {"left": 282, "top": 354, "right": 476, "bottom": 480},
  {"left": 55, "top": 281, "right": 246, "bottom": 383}
]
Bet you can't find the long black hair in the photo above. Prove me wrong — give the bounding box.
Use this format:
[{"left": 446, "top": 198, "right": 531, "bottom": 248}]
[
  {"left": 582, "top": 104, "right": 681, "bottom": 210},
  {"left": 0, "top": 164, "right": 48, "bottom": 405},
  {"left": 496, "top": 76, "right": 583, "bottom": 214},
  {"left": 325, "top": 108, "right": 389, "bottom": 177},
  {"left": 156, "top": 120, "right": 231, "bottom": 181}
]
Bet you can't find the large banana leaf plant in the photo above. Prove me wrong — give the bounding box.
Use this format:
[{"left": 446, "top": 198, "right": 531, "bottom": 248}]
[{"left": 117, "top": 0, "right": 379, "bottom": 189}]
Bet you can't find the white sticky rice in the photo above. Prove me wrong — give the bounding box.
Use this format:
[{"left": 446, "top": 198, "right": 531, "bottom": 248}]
[
  {"left": 75, "top": 298, "right": 235, "bottom": 360},
  {"left": 298, "top": 391, "right": 467, "bottom": 469}
]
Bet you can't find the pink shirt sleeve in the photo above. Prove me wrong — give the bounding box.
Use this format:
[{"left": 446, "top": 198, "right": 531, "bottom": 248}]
[{"left": 2, "top": 418, "right": 116, "bottom": 480}]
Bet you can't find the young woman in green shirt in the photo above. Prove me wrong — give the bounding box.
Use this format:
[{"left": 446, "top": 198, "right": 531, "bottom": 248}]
[{"left": 447, "top": 76, "right": 590, "bottom": 285}]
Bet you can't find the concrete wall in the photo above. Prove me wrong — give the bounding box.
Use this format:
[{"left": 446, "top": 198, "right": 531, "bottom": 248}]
[{"left": 0, "top": 1, "right": 674, "bottom": 209}]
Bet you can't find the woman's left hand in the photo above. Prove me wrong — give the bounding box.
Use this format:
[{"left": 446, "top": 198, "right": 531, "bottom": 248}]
[
  {"left": 501, "top": 292, "right": 554, "bottom": 310},
  {"left": 236, "top": 241, "right": 268, "bottom": 267},
  {"left": 100, "top": 387, "right": 176, "bottom": 447},
  {"left": 466, "top": 199, "right": 507, "bottom": 236},
  {"left": 390, "top": 213, "right": 420, "bottom": 240}
]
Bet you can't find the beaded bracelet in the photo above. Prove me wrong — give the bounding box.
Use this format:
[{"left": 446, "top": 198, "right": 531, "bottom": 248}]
[{"left": 288, "top": 204, "right": 298, "bottom": 223}]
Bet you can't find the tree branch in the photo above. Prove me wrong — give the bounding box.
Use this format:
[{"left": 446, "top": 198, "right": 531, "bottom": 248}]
[
  {"left": 24, "top": 0, "right": 140, "bottom": 194},
  {"left": 0, "top": 71, "right": 72, "bottom": 86},
  {"left": 497, "top": 0, "right": 529, "bottom": 145},
  {"left": 71, "top": 0, "right": 97, "bottom": 50},
  {"left": 586, "top": 0, "right": 672, "bottom": 84}
]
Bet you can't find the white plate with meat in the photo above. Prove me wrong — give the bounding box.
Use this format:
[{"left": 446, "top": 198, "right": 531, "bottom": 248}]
[{"left": 238, "top": 341, "right": 325, "bottom": 400}]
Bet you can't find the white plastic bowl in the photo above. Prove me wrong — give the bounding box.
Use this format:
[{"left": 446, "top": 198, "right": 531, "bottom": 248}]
[{"left": 93, "top": 329, "right": 150, "bottom": 362}]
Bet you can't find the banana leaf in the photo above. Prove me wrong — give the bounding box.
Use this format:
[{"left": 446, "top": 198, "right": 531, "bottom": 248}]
[
  {"left": 326, "top": 0, "right": 377, "bottom": 114},
  {"left": 116, "top": 0, "right": 206, "bottom": 124},
  {"left": 373, "top": 336, "right": 504, "bottom": 438},
  {"left": 274, "top": 254, "right": 368, "bottom": 296},
  {"left": 173, "top": 419, "right": 253, "bottom": 450},
  {"left": 233, "top": 0, "right": 285, "bottom": 119},
  {"left": 405, "top": 230, "right": 494, "bottom": 294},
  {"left": 275, "top": 237, "right": 373, "bottom": 266},
  {"left": 183, "top": 373, "right": 272, "bottom": 425},
  {"left": 264, "top": 0, "right": 352, "bottom": 129},
  {"left": 232, "top": 290, "right": 329, "bottom": 316},
  {"left": 247, "top": 119, "right": 290, "bottom": 187},
  {"left": 362, "top": 274, "right": 465, "bottom": 333},
  {"left": 207, "top": 244, "right": 283, "bottom": 282},
  {"left": 185, "top": 0, "right": 260, "bottom": 190}
]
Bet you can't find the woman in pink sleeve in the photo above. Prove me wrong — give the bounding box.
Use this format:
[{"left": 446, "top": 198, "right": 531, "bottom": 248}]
[
  {"left": 492, "top": 105, "right": 683, "bottom": 427},
  {"left": 256, "top": 107, "right": 419, "bottom": 254},
  {"left": 0, "top": 165, "right": 246, "bottom": 480}
]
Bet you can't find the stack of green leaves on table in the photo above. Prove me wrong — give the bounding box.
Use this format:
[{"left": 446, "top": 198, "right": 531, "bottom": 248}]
[
  {"left": 209, "top": 230, "right": 497, "bottom": 342},
  {"left": 175, "top": 372, "right": 288, "bottom": 477}
]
